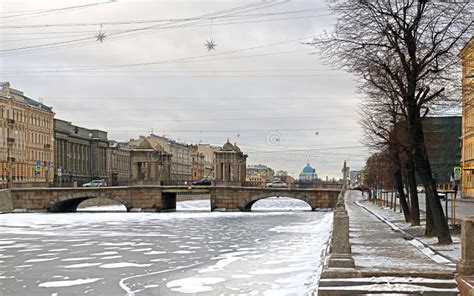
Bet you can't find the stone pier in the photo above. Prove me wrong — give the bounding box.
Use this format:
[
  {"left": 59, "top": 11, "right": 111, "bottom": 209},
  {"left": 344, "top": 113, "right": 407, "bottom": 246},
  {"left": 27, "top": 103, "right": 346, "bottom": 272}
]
[{"left": 457, "top": 216, "right": 474, "bottom": 295}]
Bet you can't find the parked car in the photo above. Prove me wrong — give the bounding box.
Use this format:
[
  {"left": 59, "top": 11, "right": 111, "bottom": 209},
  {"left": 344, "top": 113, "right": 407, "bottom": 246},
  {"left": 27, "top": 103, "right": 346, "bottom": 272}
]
[
  {"left": 266, "top": 180, "right": 288, "bottom": 188},
  {"left": 351, "top": 184, "right": 369, "bottom": 192},
  {"left": 416, "top": 185, "right": 425, "bottom": 193},
  {"left": 82, "top": 180, "right": 106, "bottom": 187},
  {"left": 192, "top": 178, "right": 212, "bottom": 186}
]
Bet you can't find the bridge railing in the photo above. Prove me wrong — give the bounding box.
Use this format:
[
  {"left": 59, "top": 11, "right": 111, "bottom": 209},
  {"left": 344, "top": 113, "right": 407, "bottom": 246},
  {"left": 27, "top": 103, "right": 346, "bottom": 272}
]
[{"left": 242, "top": 181, "right": 266, "bottom": 188}]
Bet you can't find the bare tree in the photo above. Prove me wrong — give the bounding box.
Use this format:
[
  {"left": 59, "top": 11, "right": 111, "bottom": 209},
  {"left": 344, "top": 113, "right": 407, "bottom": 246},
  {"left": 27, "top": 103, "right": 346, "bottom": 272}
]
[
  {"left": 309, "top": 0, "right": 472, "bottom": 244},
  {"left": 360, "top": 91, "right": 413, "bottom": 223}
]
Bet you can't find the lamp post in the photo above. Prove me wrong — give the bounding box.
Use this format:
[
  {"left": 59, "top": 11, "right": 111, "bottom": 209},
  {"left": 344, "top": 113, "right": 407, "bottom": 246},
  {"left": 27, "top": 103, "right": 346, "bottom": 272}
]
[{"left": 89, "top": 132, "right": 93, "bottom": 181}]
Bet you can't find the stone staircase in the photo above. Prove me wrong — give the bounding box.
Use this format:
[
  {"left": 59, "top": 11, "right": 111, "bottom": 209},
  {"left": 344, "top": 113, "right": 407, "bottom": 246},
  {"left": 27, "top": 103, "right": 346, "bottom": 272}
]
[{"left": 317, "top": 276, "right": 459, "bottom": 296}]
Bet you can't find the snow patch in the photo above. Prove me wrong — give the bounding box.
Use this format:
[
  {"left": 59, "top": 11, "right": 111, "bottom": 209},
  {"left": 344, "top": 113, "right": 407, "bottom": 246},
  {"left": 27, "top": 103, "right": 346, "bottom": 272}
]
[
  {"left": 63, "top": 263, "right": 102, "bottom": 269},
  {"left": 26, "top": 257, "right": 58, "bottom": 263},
  {"left": 144, "top": 251, "right": 166, "bottom": 255},
  {"left": 99, "top": 262, "right": 152, "bottom": 269},
  {"left": 91, "top": 251, "right": 118, "bottom": 256},
  {"left": 38, "top": 278, "right": 103, "bottom": 288},
  {"left": 61, "top": 257, "right": 96, "bottom": 262}
]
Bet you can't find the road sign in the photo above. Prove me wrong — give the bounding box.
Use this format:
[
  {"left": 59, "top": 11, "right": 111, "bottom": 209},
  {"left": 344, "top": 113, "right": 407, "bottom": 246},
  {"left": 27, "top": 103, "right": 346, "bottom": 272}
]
[
  {"left": 35, "top": 165, "right": 42, "bottom": 172},
  {"left": 454, "top": 166, "right": 462, "bottom": 181},
  {"left": 35, "top": 160, "right": 41, "bottom": 165},
  {"left": 57, "top": 167, "right": 62, "bottom": 177}
]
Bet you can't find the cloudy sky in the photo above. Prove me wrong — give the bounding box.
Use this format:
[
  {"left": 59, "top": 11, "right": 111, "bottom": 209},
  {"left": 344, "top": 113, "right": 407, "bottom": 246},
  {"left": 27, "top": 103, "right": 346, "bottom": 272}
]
[{"left": 0, "top": 0, "right": 368, "bottom": 178}]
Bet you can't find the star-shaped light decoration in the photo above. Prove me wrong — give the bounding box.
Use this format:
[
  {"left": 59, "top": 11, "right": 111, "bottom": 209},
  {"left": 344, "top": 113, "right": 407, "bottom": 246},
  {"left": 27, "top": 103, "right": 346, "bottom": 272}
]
[
  {"left": 204, "top": 39, "right": 217, "bottom": 51},
  {"left": 95, "top": 31, "right": 106, "bottom": 43}
]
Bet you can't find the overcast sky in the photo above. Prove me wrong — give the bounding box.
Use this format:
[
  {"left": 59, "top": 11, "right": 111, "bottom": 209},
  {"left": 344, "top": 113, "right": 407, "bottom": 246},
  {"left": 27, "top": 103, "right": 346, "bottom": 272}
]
[{"left": 0, "top": 0, "right": 368, "bottom": 178}]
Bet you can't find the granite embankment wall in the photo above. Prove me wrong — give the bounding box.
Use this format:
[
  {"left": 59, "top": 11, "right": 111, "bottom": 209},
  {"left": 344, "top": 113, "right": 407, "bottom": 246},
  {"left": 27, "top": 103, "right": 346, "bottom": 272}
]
[{"left": 0, "top": 190, "right": 13, "bottom": 212}]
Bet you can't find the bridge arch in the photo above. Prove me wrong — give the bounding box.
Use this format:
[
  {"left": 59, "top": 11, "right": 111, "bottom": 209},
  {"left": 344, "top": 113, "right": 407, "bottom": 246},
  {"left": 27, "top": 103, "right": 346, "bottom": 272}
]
[
  {"left": 47, "top": 193, "right": 132, "bottom": 213},
  {"left": 241, "top": 192, "right": 314, "bottom": 211}
]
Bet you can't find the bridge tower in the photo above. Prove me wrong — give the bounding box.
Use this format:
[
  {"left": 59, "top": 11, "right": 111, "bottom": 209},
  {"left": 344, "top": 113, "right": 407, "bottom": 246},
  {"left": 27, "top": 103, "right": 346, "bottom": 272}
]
[
  {"left": 129, "top": 137, "right": 172, "bottom": 184},
  {"left": 214, "top": 140, "right": 247, "bottom": 186}
]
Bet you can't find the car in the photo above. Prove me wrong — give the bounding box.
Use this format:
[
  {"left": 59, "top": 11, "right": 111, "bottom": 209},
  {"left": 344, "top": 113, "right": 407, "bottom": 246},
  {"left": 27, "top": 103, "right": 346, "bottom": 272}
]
[
  {"left": 192, "top": 178, "right": 212, "bottom": 186},
  {"left": 266, "top": 180, "right": 288, "bottom": 188},
  {"left": 416, "top": 185, "right": 425, "bottom": 193},
  {"left": 351, "top": 184, "right": 369, "bottom": 192},
  {"left": 82, "top": 180, "right": 105, "bottom": 187}
]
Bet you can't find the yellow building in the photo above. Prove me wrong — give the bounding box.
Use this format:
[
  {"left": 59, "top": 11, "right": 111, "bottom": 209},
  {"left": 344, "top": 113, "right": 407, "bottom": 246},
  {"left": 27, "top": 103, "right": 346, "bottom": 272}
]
[
  {"left": 196, "top": 144, "right": 220, "bottom": 179},
  {"left": 460, "top": 38, "right": 474, "bottom": 198},
  {"left": 246, "top": 174, "right": 266, "bottom": 187},
  {"left": 0, "top": 82, "right": 55, "bottom": 188}
]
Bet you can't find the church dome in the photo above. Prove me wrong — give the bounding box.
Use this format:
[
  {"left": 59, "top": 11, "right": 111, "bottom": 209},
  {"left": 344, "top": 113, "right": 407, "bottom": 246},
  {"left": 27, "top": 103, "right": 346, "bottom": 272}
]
[
  {"left": 232, "top": 142, "right": 241, "bottom": 152},
  {"left": 222, "top": 140, "right": 235, "bottom": 151},
  {"left": 302, "top": 163, "right": 315, "bottom": 173}
]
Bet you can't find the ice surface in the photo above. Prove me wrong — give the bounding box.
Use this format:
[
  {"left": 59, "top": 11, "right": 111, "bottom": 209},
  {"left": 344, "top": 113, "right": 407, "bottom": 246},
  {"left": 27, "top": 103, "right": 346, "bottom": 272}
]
[
  {"left": 0, "top": 199, "right": 333, "bottom": 295},
  {"left": 166, "top": 277, "right": 225, "bottom": 293},
  {"left": 100, "top": 255, "right": 122, "bottom": 260},
  {"left": 90, "top": 251, "right": 117, "bottom": 256},
  {"left": 63, "top": 263, "right": 102, "bottom": 269}
]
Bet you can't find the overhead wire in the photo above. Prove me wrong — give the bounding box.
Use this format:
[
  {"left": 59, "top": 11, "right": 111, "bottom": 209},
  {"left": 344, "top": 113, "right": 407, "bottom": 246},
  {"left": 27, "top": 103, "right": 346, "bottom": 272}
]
[
  {"left": 0, "top": 36, "right": 315, "bottom": 72},
  {"left": 0, "top": 8, "right": 330, "bottom": 29},
  {"left": 0, "top": 1, "right": 117, "bottom": 23},
  {"left": 52, "top": 105, "right": 355, "bottom": 111},
  {"left": 70, "top": 115, "right": 353, "bottom": 123},
  {"left": 0, "top": 1, "right": 286, "bottom": 55}
]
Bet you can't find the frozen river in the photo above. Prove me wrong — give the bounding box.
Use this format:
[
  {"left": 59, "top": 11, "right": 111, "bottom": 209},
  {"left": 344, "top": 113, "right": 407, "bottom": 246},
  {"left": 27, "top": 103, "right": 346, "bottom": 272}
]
[{"left": 0, "top": 198, "right": 333, "bottom": 296}]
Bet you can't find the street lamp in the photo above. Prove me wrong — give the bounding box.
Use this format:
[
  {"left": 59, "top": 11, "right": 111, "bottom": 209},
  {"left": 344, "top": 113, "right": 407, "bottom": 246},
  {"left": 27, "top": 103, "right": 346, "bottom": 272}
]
[{"left": 89, "top": 132, "right": 93, "bottom": 181}]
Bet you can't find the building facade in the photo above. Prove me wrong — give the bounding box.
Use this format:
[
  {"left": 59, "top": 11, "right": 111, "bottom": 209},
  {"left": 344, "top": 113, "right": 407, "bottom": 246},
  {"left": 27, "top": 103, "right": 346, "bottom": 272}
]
[
  {"left": 107, "top": 141, "right": 131, "bottom": 186},
  {"left": 275, "top": 170, "right": 295, "bottom": 187},
  {"left": 190, "top": 147, "right": 205, "bottom": 181},
  {"left": 0, "top": 82, "right": 55, "bottom": 188},
  {"left": 196, "top": 144, "right": 220, "bottom": 179},
  {"left": 350, "top": 170, "right": 362, "bottom": 185},
  {"left": 461, "top": 37, "right": 474, "bottom": 198},
  {"left": 422, "top": 116, "right": 461, "bottom": 185},
  {"left": 246, "top": 164, "right": 275, "bottom": 183},
  {"left": 214, "top": 140, "right": 247, "bottom": 185},
  {"left": 245, "top": 174, "right": 266, "bottom": 187},
  {"left": 54, "top": 119, "right": 108, "bottom": 186},
  {"left": 130, "top": 134, "right": 193, "bottom": 182}
]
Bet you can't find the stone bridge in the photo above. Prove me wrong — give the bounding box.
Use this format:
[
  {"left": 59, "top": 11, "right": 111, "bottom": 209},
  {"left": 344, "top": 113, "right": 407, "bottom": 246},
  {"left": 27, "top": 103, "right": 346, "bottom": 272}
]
[
  {"left": 210, "top": 186, "right": 340, "bottom": 211},
  {"left": 4, "top": 186, "right": 340, "bottom": 213}
]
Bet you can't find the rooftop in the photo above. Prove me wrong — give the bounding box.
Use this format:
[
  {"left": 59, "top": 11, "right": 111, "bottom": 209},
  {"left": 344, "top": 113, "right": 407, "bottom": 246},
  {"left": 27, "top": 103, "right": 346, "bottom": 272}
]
[{"left": 0, "top": 82, "right": 53, "bottom": 113}]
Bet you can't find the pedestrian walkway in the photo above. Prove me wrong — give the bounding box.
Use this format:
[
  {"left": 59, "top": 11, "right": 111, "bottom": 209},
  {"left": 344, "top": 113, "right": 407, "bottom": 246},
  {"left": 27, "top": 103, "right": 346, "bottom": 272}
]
[
  {"left": 347, "top": 190, "right": 455, "bottom": 273},
  {"left": 318, "top": 190, "right": 458, "bottom": 295}
]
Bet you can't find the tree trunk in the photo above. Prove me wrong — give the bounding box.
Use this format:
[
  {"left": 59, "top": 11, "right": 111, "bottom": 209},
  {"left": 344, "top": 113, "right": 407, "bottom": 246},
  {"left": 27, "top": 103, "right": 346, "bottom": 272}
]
[
  {"left": 394, "top": 160, "right": 411, "bottom": 223},
  {"left": 406, "top": 156, "right": 420, "bottom": 226},
  {"left": 425, "top": 193, "right": 436, "bottom": 237},
  {"left": 407, "top": 105, "right": 452, "bottom": 244}
]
